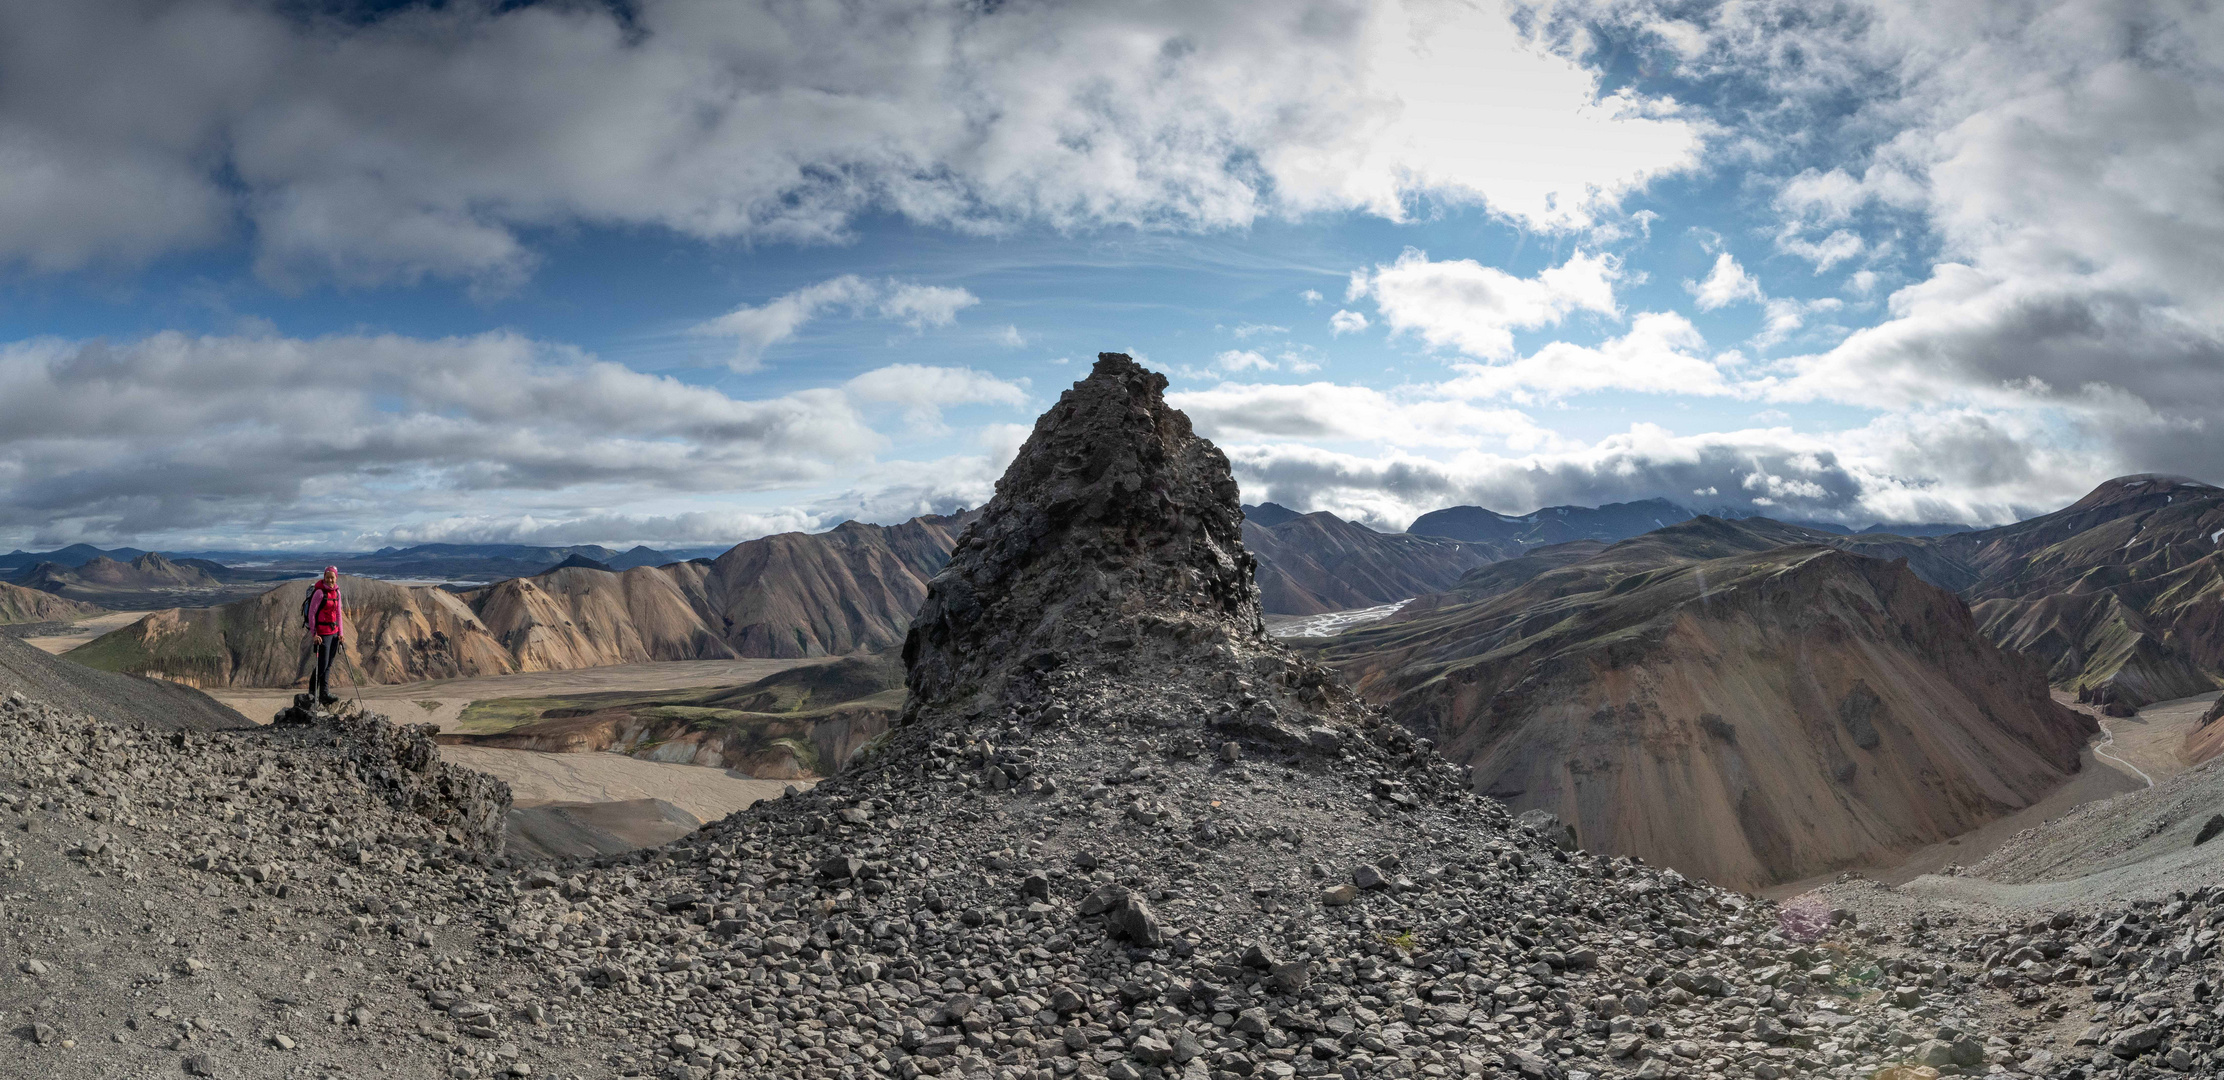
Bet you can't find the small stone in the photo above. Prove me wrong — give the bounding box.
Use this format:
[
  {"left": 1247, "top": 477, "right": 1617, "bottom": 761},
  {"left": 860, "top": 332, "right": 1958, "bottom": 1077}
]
[
  {"left": 18, "top": 959, "right": 47, "bottom": 976},
  {"left": 1352, "top": 864, "right": 1386, "bottom": 890},
  {"left": 1320, "top": 884, "right": 1359, "bottom": 906}
]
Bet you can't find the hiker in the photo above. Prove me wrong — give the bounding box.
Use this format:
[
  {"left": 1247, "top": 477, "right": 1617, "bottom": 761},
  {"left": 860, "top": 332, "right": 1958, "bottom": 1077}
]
[{"left": 301, "top": 567, "right": 345, "bottom": 706}]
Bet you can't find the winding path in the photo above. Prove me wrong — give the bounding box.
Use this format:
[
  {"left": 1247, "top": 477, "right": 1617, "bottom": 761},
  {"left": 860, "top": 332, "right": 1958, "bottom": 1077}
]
[{"left": 2092, "top": 715, "right": 2156, "bottom": 789}]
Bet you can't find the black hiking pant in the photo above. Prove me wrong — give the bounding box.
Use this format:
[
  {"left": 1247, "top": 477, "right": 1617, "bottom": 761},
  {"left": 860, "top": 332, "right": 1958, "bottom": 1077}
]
[{"left": 311, "top": 634, "right": 342, "bottom": 702}]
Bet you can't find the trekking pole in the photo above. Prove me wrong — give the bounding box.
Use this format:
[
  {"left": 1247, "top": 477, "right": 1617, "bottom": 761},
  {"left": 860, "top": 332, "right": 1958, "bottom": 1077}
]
[{"left": 340, "top": 641, "right": 369, "bottom": 714}]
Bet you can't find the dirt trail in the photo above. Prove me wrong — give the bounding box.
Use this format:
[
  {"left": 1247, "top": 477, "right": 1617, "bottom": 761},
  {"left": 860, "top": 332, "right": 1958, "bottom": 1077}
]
[{"left": 2092, "top": 715, "right": 2154, "bottom": 787}]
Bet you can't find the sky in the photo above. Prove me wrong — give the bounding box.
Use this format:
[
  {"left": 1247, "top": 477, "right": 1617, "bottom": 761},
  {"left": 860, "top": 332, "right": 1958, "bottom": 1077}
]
[{"left": 1, "top": 0, "right": 2220, "bottom": 551}]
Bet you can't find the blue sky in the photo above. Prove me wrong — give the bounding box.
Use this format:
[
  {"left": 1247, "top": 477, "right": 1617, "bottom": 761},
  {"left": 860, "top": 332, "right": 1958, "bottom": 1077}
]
[{"left": 1, "top": 0, "right": 2218, "bottom": 550}]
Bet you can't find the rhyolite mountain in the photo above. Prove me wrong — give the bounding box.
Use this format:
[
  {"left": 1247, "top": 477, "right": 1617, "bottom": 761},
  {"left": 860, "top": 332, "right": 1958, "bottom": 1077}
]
[{"left": 1316, "top": 515, "right": 2095, "bottom": 889}]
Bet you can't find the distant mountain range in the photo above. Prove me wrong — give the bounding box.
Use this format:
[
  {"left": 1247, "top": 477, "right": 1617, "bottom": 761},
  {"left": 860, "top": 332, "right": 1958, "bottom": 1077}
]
[
  {"left": 0, "top": 543, "right": 150, "bottom": 570},
  {"left": 70, "top": 515, "right": 977, "bottom": 688}
]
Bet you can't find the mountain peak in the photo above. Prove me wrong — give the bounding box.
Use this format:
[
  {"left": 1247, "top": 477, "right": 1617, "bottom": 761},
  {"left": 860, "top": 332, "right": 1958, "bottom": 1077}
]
[
  {"left": 903, "top": 353, "right": 1267, "bottom": 715},
  {"left": 2067, "top": 473, "right": 2220, "bottom": 511},
  {"left": 1240, "top": 501, "right": 1304, "bottom": 527}
]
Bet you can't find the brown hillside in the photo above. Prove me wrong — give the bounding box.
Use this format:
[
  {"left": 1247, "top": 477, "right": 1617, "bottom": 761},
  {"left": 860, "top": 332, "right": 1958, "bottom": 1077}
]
[
  {"left": 1319, "top": 522, "right": 2093, "bottom": 890},
  {"left": 700, "top": 515, "right": 971, "bottom": 656},
  {"left": 0, "top": 580, "right": 103, "bottom": 625}
]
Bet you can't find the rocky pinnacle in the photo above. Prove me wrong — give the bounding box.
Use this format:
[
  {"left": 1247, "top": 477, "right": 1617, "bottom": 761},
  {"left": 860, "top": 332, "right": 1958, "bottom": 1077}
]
[{"left": 905, "top": 353, "right": 1316, "bottom": 725}]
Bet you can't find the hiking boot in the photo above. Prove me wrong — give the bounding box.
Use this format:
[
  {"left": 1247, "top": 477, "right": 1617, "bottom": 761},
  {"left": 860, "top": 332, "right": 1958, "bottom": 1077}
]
[{"left": 318, "top": 692, "right": 339, "bottom": 706}]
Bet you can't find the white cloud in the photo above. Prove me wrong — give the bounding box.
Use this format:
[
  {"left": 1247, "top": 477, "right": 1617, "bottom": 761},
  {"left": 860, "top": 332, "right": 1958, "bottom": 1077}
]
[
  {"left": 1775, "top": 228, "right": 1866, "bottom": 272},
  {"left": 997, "top": 325, "right": 1028, "bottom": 348},
  {"left": 879, "top": 283, "right": 981, "bottom": 330},
  {"left": 1328, "top": 309, "right": 1371, "bottom": 335},
  {"left": 1214, "top": 350, "right": 1278, "bottom": 373},
  {"left": 692, "top": 276, "right": 980, "bottom": 371},
  {"left": 1437, "top": 312, "right": 1742, "bottom": 401},
  {"left": 1301, "top": 289, "right": 1326, "bottom": 305},
  {"left": 0, "top": 1, "right": 1700, "bottom": 287},
  {"left": 844, "top": 364, "right": 1029, "bottom": 432},
  {"left": 1686, "top": 253, "right": 1764, "bottom": 310},
  {"left": 378, "top": 507, "right": 823, "bottom": 549},
  {"left": 1753, "top": 296, "right": 1844, "bottom": 349},
  {"left": 1171, "top": 382, "right": 1570, "bottom": 451},
  {"left": 1228, "top": 323, "right": 1288, "bottom": 340},
  {"left": 1350, "top": 248, "right": 1621, "bottom": 358}
]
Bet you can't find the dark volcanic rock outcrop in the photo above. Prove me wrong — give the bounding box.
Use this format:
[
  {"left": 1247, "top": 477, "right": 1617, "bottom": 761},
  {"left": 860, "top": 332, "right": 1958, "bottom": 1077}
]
[{"left": 904, "top": 352, "right": 1366, "bottom": 731}]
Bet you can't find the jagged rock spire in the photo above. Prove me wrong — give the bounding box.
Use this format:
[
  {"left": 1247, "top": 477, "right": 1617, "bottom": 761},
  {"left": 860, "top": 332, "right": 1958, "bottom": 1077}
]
[{"left": 903, "top": 353, "right": 1265, "bottom": 714}]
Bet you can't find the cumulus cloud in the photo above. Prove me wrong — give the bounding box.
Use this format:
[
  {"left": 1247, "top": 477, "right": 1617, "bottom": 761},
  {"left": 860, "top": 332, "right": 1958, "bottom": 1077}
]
[
  {"left": 376, "top": 507, "right": 825, "bottom": 550},
  {"left": 0, "top": 330, "right": 886, "bottom": 544},
  {"left": 1170, "top": 383, "right": 1570, "bottom": 451},
  {"left": 844, "top": 364, "right": 1029, "bottom": 432},
  {"left": 1349, "top": 248, "right": 1620, "bottom": 358},
  {"left": 1686, "top": 253, "right": 1764, "bottom": 310},
  {"left": 1328, "top": 309, "right": 1370, "bottom": 335},
  {"left": 692, "top": 276, "right": 979, "bottom": 371},
  {"left": 1439, "top": 312, "right": 1742, "bottom": 400},
  {"left": 1214, "top": 350, "right": 1277, "bottom": 373},
  {"left": 0, "top": 1, "right": 1699, "bottom": 287}
]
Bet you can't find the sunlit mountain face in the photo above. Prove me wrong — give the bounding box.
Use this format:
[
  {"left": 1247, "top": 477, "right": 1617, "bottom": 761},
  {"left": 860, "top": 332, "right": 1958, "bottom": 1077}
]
[{"left": 2, "top": 0, "right": 2218, "bottom": 553}]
